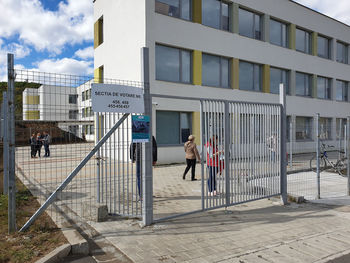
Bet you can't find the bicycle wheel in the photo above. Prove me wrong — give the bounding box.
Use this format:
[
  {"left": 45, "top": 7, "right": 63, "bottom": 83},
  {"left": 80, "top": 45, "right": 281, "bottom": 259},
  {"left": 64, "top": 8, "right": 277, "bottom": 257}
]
[
  {"left": 310, "top": 155, "right": 326, "bottom": 173},
  {"left": 335, "top": 158, "right": 347, "bottom": 176}
]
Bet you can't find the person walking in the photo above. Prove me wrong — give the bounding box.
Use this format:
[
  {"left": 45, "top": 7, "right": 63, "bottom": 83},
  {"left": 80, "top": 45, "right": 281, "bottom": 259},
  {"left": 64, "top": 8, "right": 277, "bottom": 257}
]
[
  {"left": 183, "top": 135, "right": 201, "bottom": 181},
  {"left": 42, "top": 131, "right": 51, "bottom": 157}
]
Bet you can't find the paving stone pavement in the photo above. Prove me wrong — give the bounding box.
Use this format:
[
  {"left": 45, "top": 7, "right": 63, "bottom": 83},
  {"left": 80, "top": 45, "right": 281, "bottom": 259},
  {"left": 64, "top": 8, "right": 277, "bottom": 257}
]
[{"left": 89, "top": 197, "right": 350, "bottom": 263}]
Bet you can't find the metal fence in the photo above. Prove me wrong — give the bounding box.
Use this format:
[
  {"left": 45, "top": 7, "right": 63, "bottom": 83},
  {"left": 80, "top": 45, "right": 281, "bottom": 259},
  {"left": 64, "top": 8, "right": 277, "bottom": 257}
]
[
  {"left": 201, "top": 100, "right": 282, "bottom": 210},
  {"left": 287, "top": 114, "right": 350, "bottom": 200},
  {"left": 3, "top": 66, "right": 145, "bottom": 231}
]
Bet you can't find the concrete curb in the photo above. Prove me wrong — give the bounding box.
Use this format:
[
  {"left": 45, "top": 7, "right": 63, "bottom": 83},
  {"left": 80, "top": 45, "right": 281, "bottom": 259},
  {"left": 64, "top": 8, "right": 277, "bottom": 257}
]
[
  {"left": 62, "top": 228, "right": 89, "bottom": 255},
  {"left": 35, "top": 244, "right": 71, "bottom": 263}
]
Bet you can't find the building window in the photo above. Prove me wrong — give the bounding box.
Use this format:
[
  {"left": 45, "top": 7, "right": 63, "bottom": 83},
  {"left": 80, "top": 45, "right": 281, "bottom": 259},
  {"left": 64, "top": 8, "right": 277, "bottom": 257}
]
[
  {"left": 202, "top": 54, "right": 230, "bottom": 88},
  {"left": 319, "top": 117, "right": 332, "bottom": 140},
  {"left": 155, "top": 44, "right": 191, "bottom": 83},
  {"left": 296, "top": 72, "right": 312, "bottom": 97},
  {"left": 82, "top": 91, "right": 86, "bottom": 101},
  {"left": 317, "top": 76, "right": 331, "bottom": 100},
  {"left": 156, "top": 111, "right": 192, "bottom": 145},
  {"left": 86, "top": 89, "right": 91, "bottom": 100},
  {"left": 69, "top": 94, "right": 78, "bottom": 104},
  {"left": 336, "top": 80, "right": 348, "bottom": 102},
  {"left": 69, "top": 110, "right": 78, "bottom": 120},
  {"left": 270, "top": 19, "right": 288, "bottom": 48},
  {"left": 155, "top": 0, "right": 191, "bottom": 20},
  {"left": 296, "top": 117, "right": 312, "bottom": 141},
  {"left": 239, "top": 8, "right": 261, "bottom": 40},
  {"left": 336, "top": 41, "right": 348, "bottom": 64},
  {"left": 296, "top": 28, "right": 311, "bottom": 54},
  {"left": 317, "top": 35, "right": 331, "bottom": 59},
  {"left": 239, "top": 61, "right": 262, "bottom": 91},
  {"left": 336, "top": 118, "right": 347, "bottom": 139},
  {"left": 270, "top": 67, "right": 289, "bottom": 94},
  {"left": 89, "top": 125, "right": 95, "bottom": 135},
  {"left": 202, "top": 0, "right": 229, "bottom": 31},
  {"left": 94, "top": 16, "right": 103, "bottom": 48}
]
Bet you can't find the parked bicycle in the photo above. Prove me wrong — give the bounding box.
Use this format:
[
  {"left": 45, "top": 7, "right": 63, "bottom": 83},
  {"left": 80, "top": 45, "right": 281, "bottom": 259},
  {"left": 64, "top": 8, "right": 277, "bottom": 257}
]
[{"left": 309, "top": 142, "right": 347, "bottom": 176}]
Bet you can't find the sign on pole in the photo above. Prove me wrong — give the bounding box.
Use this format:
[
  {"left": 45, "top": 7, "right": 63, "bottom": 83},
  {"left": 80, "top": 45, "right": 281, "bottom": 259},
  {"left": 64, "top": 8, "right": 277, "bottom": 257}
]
[
  {"left": 132, "top": 115, "right": 150, "bottom": 142},
  {"left": 92, "top": 83, "right": 144, "bottom": 113}
]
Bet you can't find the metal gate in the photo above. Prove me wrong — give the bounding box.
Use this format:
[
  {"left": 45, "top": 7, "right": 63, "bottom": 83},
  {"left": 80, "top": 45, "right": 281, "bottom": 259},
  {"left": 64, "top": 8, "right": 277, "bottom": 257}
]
[
  {"left": 201, "top": 100, "right": 282, "bottom": 211},
  {"left": 3, "top": 55, "right": 149, "bottom": 231}
]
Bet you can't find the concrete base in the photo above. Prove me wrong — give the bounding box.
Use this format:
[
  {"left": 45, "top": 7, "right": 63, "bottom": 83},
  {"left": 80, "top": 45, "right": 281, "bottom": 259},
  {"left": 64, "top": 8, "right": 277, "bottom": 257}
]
[
  {"left": 35, "top": 244, "right": 71, "bottom": 263},
  {"left": 63, "top": 229, "right": 89, "bottom": 256},
  {"left": 82, "top": 202, "right": 108, "bottom": 222},
  {"left": 288, "top": 194, "right": 305, "bottom": 204}
]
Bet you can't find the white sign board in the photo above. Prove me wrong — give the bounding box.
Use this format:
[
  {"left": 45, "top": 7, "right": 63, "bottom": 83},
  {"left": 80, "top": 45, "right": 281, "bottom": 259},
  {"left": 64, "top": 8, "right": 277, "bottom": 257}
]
[{"left": 91, "top": 83, "right": 144, "bottom": 113}]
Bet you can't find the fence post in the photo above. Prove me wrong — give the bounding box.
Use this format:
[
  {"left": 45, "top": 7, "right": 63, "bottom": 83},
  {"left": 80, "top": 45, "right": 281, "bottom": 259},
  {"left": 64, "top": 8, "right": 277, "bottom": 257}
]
[
  {"left": 347, "top": 117, "right": 350, "bottom": 196},
  {"left": 3, "top": 92, "right": 8, "bottom": 195},
  {"left": 200, "top": 100, "right": 205, "bottom": 211},
  {"left": 316, "top": 113, "right": 320, "bottom": 199},
  {"left": 289, "top": 121, "right": 293, "bottom": 169},
  {"left": 141, "top": 47, "right": 153, "bottom": 226},
  {"left": 7, "top": 53, "right": 16, "bottom": 233},
  {"left": 339, "top": 119, "right": 342, "bottom": 160},
  {"left": 279, "top": 84, "right": 288, "bottom": 204},
  {"left": 224, "top": 102, "right": 230, "bottom": 206}
]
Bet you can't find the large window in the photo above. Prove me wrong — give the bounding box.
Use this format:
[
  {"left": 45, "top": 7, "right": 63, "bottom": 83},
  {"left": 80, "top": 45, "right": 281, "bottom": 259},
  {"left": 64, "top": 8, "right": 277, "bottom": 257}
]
[
  {"left": 317, "top": 76, "right": 331, "bottom": 100},
  {"left": 270, "top": 67, "right": 289, "bottom": 94},
  {"left": 319, "top": 117, "right": 332, "bottom": 140},
  {"left": 156, "top": 111, "right": 192, "bottom": 145},
  {"left": 202, "top": 0, "right": 229, "bottom": 31},
  {"left": 155, "top": 0, "right": 191, "bottom": 20},
  {"left": 69, "top": 94, "right": 78, "bottom": 104},
  {"left": 296, "top": 117, "right": 312, "bottom": 140},
  {"left": 202, "top": 54, "right": 230, "bottom": 88},
  {"left": 239, "top": 61, "right": 261, "bottom": 91},
  {"left": 337, "top": 41, "right": 348, "bottom": 64},
  {"left": 270, "top": 19, "right": 288, "bottom": 47},
  {"left": 296, "top": 72, "right": 312, "bottom": 97},
  {"left": 296, "top": 28, "right": 311, "bottom": 54},
  {"left": 336, "top": 80, "right": 348, "bottom": 102},
  {"left": 336, "top": 118, "right": 347, "bottom": 139},
  {"left": 69, "top": 110, "right": 78, "bottom": 120},
  {"left": 156, "top": 44, "right": 191, "bottom": 83},
  {"left": 239, "top": 8, "right": 261, "bottom": 40},
  {"left": 317, "top": 35, "right": 331, "bottom": 59}
]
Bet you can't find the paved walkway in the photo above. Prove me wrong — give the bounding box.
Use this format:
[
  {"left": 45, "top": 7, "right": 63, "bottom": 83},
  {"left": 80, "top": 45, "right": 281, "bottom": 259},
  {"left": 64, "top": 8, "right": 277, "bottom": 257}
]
[
  {"left": 89, "top": 197, "right": 350, "bottom": 263},
  {"left": 15, "top": 144, "right": 350, "bottom": 262}
]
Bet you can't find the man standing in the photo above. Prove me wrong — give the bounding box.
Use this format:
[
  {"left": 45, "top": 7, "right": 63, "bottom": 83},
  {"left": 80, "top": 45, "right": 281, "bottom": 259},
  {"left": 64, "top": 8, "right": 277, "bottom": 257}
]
[{"left": 43, "top": 131, "right": 51, "bottom": 157}]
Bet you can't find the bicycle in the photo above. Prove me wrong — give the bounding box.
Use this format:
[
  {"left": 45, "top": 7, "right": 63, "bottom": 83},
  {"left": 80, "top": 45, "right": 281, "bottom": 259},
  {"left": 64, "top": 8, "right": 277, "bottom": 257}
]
[{"left": 309, "top": 142, "right": 347, "bottom": 176}]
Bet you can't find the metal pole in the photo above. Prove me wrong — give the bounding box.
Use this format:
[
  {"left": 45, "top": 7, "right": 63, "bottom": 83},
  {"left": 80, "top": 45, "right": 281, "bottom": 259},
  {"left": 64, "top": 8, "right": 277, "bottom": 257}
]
[
  {"left": 3, "top": 92, "right": 8, "bottom": 195},
  {"left": 347, "top": 117, "right": 350, "bottom": 196},
  {"left": 8, "top": 54, "right": 16, "bottom": 233},
  {"left": 339, "top": 119, "right": 342, "bottom": 160},
  {"left": 200, "top": 100, "right": 205, "bottom": 210},
  {"left": 95, "top": 112, "right": 101, "bottom": 203},
  {"left": 289, "top": 121, "right": 293, "bottom": 169},
  {"left": 316, "top": 113, "right": 320, "bottom": 199},
  {"left": 20, "top": 113, "right": 130, "bottom": 232},
  {"left": 279, "top": 83, "right": 287, "bottom": 204},
  {"left": 224, "top": 102, "right": 230, "bottom": 206},
  {"left": 141, "top": 47, "right": 153, "bottom": 226}
]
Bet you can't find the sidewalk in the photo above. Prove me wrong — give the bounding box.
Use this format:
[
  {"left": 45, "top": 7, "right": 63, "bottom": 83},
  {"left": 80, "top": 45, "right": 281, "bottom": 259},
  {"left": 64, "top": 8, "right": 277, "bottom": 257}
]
[{"left": 89, "top": 196, "right": 350, "bottom": 263}]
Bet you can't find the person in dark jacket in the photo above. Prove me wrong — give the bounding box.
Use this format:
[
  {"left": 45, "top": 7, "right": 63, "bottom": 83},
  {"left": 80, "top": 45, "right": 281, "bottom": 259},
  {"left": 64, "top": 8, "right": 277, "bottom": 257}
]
[
  {"left": 35, "top": 132, "right": 43, "bottom": 158},
  {"left": 30, "top": 133, "right": 36, "bottom": 158},
  {"left": 130, "top": 136, "right": 157, "bottom": 198}
]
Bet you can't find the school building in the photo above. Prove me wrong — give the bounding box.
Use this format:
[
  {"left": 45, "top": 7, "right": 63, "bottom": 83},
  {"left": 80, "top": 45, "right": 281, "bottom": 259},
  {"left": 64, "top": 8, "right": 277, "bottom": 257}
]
[{"left": 93, "top": 0, "right": 350, "bottom": 164}]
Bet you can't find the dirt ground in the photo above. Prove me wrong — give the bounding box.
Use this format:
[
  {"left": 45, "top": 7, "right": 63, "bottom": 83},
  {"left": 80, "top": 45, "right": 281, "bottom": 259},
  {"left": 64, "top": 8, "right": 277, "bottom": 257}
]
[{"left": 0, "top": 147, "right": 67, "bottom": 263}]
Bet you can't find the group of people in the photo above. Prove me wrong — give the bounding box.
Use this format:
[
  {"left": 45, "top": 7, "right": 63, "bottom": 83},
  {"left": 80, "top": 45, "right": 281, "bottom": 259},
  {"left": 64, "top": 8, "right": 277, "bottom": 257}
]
[
  {"left": 183, "top": 134, "right": 223, "bottom": 196},
  {"left": 30, "top": 131, "right": 51, "bottom": 158}
]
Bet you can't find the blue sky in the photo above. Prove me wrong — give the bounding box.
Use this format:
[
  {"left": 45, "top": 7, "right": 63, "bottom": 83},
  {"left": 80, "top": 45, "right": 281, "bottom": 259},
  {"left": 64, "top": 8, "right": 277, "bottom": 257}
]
[{"left": 0, "top": 0, "right": 349, "bottom": 81}]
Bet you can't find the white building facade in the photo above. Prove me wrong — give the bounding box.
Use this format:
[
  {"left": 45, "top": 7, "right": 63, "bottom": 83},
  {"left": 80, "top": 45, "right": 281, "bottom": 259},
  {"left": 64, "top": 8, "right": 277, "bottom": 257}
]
[{"left": 93, "top": 0, "right": 350, "bottom": 164}]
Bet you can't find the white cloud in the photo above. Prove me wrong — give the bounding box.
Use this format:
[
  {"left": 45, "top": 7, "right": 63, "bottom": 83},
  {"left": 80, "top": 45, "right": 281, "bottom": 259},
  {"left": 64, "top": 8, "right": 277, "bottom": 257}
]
[
  {"left": 293, "top": 0, "right": 350, "bottom": 25},
  {"left": 35, "top": 57, "right": 93, "bottom": 76},
  {"left": 0, "top": 0, "right": 93, "bottom": 54},
  {"left": 74, "top": 46, "right": 94, "bottom": 60}
]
